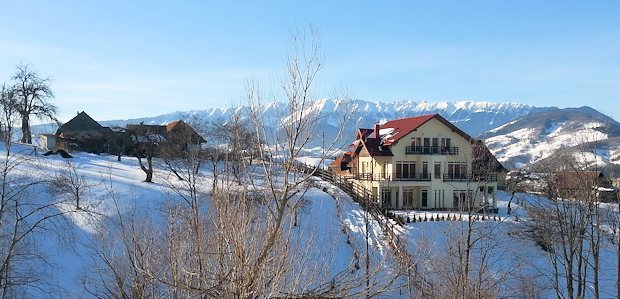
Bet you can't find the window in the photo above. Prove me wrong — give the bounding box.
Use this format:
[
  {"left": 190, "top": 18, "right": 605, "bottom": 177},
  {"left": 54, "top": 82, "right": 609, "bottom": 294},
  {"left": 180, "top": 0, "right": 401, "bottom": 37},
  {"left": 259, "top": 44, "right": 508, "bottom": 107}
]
[
  {"left": 382, "top": 162, "right": 387, "bottom": 179},
  {"left": 421, "top": 190, "right": 428, "bottom": 207},
  {"left": 453, "top": 190, "right": 462, "bottom": 208},
  {"left": 432, "top": 138, "right": 439, "bottom": 153},
  {"left": 382, "top": 189, "right": 391, "bottom": 208},
  {"left": 441, "top": 138, "right": 452, "bottom": 154},
  {"left": 422, "top": 162, "right": 428, "bottom": 179},
  {"left": 403, "top": 189, "right": 414, "bottom": 208},
  {"left": 479, "top": 186, "right": 484, "bottom": 192},
  {"left": 447, "top": 162, "right": 467, "bottom": 179},
  {"left": 434, "top": 162, "right": 441, "bottom": 179},
  {"left": 453, "top": 190, "right": 474, "bottom": 208},
  {"left": 423, "top": 138, "right": 430, "bottom": 153},
  {"left": 396, "top": 161, "right": 416, "bottom": 179},
  {"left": 442, "top": 190, "right": 446, "bottom": 208},
  {"left": 487, "top": 186, "right": 494, "bottom": 194}
]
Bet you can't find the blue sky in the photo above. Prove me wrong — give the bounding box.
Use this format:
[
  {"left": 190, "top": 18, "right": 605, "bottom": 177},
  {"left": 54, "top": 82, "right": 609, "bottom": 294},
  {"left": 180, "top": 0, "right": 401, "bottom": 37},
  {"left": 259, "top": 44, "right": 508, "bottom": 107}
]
[{"left": 1, "top": 1, "right": 619, "bottom": 122}]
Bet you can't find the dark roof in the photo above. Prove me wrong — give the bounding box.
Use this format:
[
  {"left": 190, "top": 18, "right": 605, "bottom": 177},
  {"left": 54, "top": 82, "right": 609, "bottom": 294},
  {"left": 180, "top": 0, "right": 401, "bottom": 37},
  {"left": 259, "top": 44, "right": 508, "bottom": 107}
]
[
  {"left": 356, "top": 128, "right": 374, "bottom": 140},
  {"left": 363, "top": 137, "right": 393, "bottom": 157},
  {"left": 472, "top": 140, "right": 506, "bottom": 173},
  {"left": 330, "top": 151, "right": 352, "bottom": 167},
  {"left": 56, "top": 111, "right": 104, "bottom": 135}
]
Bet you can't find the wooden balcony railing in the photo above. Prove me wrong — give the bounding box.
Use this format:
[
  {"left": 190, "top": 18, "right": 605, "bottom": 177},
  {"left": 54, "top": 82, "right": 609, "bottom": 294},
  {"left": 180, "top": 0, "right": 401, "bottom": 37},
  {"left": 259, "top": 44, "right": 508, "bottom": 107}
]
[{"left": 405, "top": 146, "right": 459, "bottom": 155}]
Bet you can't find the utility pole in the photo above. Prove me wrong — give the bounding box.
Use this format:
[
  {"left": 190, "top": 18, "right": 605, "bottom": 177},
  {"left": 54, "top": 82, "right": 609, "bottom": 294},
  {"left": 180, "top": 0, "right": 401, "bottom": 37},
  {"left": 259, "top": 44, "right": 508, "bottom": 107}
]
[{"left": 322, "top": 131, "right": 325, "bottom": 163}]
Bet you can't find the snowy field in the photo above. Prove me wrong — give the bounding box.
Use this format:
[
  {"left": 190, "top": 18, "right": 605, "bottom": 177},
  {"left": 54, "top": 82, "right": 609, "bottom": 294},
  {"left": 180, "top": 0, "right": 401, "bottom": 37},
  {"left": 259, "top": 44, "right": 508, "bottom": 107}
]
[{"left": 0, "top": 143, "right": 618, "bottom": 297}]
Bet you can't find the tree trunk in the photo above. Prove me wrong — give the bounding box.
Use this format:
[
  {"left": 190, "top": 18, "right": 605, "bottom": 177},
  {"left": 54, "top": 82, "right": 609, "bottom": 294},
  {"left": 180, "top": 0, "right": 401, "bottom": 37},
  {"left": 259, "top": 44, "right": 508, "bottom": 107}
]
[
  {"left": 20, "top": 115, "right": 31, "bottom": 144},
  {"left": 144, "top": 156, "right": 153, "bottom": 183},
  {"left": 137, "top": 155, "right": 154, "bottom": 183}
]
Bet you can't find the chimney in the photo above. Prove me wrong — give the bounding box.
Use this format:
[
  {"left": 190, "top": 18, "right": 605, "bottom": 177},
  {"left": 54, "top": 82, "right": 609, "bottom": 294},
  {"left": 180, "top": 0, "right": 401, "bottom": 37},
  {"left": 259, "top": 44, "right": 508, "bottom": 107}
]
[{"left": 374, "top": 123, "right": 380, "bottom": 139}]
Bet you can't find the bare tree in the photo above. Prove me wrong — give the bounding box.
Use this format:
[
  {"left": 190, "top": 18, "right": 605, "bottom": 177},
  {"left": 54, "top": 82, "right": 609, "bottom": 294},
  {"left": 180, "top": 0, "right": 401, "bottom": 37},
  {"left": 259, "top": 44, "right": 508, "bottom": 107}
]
[
  {"left": 50, "top": 161, "right": 93, "bottom": 210},
  {"left": 0, "top": 135, "right": 79, "bottom": 297},
  {"left": 505, "top": 170, "right": 528, "bottom": 215},
  {"left": 412, "top": 141, "right": 514, "bottom": 298},
  {"left": 239, "top": 27, "right": 371, "bottom": 297},
  {"left": 209, "top": 110, "right": 261, "bottom": 184},
  {"left": 84, "top": 28, "right": 396, "bottom": 298},
  {"left": 126, "top": 123, "right": 159, "bottom": 183},
  {"left": 0, "top": 84, "right": 19, "bottom": 146},
  {"left": 603, "top": 194, "right": 620, "bottom": 299},
  {"left": 527, "top": 146, "right": 607, "bottom": 299},
  {"left": 11, "top": 64, "right": 56, "bottom": 144}
]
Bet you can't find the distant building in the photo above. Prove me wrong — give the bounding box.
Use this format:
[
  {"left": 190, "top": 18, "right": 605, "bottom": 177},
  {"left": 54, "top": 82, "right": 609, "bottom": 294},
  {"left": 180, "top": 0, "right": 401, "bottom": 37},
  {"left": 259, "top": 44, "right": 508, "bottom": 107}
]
[
  {"left": 38, "top": 134, "right": 57, "bottom": 151},
  {"left": 55, "top": 111, "right": 111, "bottom": 153},
  {"left": 50, "top": 111, "right": 205, "bottom": 157},
  {"left": 553, "top": 171, "right": 618, "bottom": 202},
  {"left": 126, "top": 120, "right": 206, "bottom": 156}
]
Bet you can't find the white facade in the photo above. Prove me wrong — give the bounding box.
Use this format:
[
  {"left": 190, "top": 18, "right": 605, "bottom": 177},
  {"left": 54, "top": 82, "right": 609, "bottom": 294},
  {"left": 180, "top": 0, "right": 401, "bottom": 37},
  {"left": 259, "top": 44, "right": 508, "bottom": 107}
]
[
  {"left": 38, "top": 134, "right": 57, "bottom": 151},
  {"left": 350, "top": 117, "right": 499, "bottom": 211}
]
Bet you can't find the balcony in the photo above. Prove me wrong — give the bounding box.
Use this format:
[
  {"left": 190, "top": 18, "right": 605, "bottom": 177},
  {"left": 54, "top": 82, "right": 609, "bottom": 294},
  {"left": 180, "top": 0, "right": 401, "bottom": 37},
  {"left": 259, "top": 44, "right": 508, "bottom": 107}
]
[
  {"left": 405, "top": 146, "right": 459, "bottom": 155},
  {"left": 443, "top": 173, "right": 498, "bottom": 182},
  {"left": 353, "top": 172, "right": 431, "bottom": 182}
]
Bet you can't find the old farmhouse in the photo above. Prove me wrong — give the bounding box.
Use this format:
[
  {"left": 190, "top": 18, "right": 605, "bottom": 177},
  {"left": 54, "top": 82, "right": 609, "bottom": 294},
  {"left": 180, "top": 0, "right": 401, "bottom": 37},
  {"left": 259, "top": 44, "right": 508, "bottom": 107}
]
[
  {"left": 333, "top": 114, "right": 504, "bottom": 211},
  {"left": 48, "top": 112, "right": 205, "bottom": 156}
]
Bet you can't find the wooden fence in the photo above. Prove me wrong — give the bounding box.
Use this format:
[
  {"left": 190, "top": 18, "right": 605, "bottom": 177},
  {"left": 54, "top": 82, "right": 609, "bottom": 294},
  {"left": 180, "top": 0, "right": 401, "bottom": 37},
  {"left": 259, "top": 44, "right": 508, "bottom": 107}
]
[{"left": 294, "top": 162, "right": 434, "bottom": 296}]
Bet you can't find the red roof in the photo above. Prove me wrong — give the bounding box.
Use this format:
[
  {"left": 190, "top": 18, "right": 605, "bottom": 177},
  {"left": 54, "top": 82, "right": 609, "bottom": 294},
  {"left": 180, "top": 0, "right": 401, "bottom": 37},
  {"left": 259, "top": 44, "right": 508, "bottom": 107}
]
[
  {"left": 375, "top": 114, "right": 473, "bottom": 146},
  {"left": 375, "top": 114, "right": 435, "bottom": 146}
]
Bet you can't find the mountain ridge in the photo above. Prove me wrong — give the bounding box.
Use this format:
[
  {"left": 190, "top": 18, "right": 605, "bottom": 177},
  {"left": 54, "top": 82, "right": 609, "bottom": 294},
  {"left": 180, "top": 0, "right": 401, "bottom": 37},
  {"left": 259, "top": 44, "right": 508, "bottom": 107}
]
[
  {"left": 483, "top": 106, "right": 620, "bottom": 169},
  {"left": 33, "top": 99, "right": 620, "bottom": 170}
]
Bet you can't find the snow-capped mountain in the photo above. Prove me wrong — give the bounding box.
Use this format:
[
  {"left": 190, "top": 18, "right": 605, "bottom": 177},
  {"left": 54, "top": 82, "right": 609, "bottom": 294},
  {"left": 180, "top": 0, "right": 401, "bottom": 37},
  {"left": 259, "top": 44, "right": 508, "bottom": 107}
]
[
  {"left": 88, "top": 99, "right": 552, "bottom": 148},
  {"left": 483, "top": 106, "right": 620, "bottom": 169},
  {"left": 35, "top": 99, "right": 620, "bottom": 170}
]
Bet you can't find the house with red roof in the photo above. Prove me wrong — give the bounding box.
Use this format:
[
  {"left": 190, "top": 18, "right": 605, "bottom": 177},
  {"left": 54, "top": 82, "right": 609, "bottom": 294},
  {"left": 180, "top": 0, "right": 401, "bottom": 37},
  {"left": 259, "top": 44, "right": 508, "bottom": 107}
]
[{"left": 344, "top": 113, "right": 503, "bottom": 211}]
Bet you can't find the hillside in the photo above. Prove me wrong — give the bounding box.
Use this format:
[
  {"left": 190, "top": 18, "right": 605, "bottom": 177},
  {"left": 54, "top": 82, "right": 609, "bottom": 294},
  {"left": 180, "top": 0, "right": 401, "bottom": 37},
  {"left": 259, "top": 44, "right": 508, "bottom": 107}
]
[
  {"left": 0, "top": 142, "right": 618, "bottom": 297},
  {"left": 483, "top": 106, "right": 620, "bottom": 169}
]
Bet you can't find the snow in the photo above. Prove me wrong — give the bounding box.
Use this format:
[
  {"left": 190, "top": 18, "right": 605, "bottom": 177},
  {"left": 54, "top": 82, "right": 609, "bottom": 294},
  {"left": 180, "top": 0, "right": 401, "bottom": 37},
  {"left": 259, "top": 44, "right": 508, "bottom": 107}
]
[
  {"left": 2, "top": 142, "right": 618, "bottom": 297},
  {"left": 486, "top": 120, "right": 611, "bottom": 168},
  {"left": 544, "top": 121, "right": 565, "bottom": 137},
  {"left": 378, "top": 127, "right": 395, "bottom": 136},
  {"left": 488, "top": 119, "right": 517, "bottom": 133},
  {"left": 0, "top": 143, "right": 403, "bottom": 297}
]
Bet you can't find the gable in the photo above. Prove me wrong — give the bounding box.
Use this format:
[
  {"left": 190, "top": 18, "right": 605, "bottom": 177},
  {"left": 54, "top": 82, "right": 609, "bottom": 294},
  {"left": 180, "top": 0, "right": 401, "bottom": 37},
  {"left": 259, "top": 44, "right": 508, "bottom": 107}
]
[
  {"left": 56, "top": 111, "right": 104, "bottom": 135},
  {"left": 165, "top": 120, "right": 206, "bottom": 143}
]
